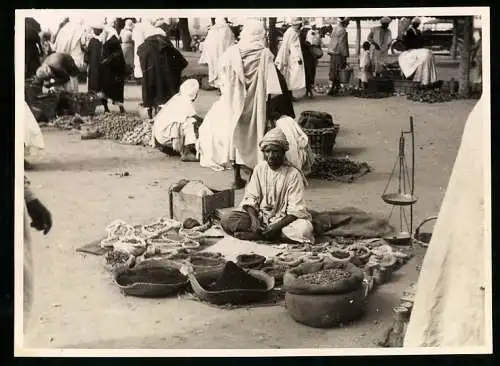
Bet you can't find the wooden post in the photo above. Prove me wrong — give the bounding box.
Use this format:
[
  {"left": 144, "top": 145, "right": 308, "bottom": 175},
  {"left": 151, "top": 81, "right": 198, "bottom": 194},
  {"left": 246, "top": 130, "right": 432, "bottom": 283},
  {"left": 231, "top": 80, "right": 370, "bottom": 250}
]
[
  {"left": 451, "top": 18, "right": 459, "bottom": 60},
  {"left": 268, "top": 17, "right": 279, "bottom": 56},
  {"left": 178, "top": 18, "right": 192, "bottom": 52},
  {"left": 355, "top": 19, "right": 361, "bottom": 56},
  {"left": 458, "top": 16, "right": 473, "bottom": 98},
  {"left": 211, "top": 18, "right": 215, "bottom": 26}
]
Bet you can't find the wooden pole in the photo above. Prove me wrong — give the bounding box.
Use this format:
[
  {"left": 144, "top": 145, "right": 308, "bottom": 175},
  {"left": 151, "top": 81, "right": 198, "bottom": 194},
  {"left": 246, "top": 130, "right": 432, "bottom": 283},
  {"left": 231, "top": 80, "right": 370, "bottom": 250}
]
[
  {"left": 211, "top": 18, "right": 215, "bottom": 26},
  {"left": 458, "top": 16, "right": 473, "bottom": 97},
  {"left": 355, "top": 19, "right": 361, "bottom": 56},
  {"left": 178, "top": 18, "right": 192, "bottom": 52},
  {"left": 451, "top": 18, "right": 459, "bottom": 60},
  {"left": 268, "top": 17, "right": 279, "bottom": 56}
]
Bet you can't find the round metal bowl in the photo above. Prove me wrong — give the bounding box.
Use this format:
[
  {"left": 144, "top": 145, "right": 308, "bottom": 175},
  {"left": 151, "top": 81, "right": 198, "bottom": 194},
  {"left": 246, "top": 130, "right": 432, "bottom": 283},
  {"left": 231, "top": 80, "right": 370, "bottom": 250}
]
[
  {"left": 186, "top": 268, "right": 275, "bottom": 305},
  {"left": 383, "top": 232, "right": 412, "bottom": 246},
  {"left": 114, "top": 264, "right": 189, "bottom": 298},
  {"left": 381, "top": 193, "right": 418, "bottom": 206}
]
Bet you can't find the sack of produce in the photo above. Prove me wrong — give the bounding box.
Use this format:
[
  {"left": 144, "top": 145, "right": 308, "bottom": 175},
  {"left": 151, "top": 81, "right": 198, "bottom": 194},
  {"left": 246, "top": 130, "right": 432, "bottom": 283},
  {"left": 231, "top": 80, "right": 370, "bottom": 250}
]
[{"left": 283, "top": 260, "right": 364, "bottom": 295}]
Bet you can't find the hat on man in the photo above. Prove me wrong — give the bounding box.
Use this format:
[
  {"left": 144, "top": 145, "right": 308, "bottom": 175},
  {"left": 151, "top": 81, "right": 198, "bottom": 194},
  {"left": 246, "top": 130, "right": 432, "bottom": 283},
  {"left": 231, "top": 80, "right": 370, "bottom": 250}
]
[{"left": 290, "top": 17, "right": 303, "bottom": 26}]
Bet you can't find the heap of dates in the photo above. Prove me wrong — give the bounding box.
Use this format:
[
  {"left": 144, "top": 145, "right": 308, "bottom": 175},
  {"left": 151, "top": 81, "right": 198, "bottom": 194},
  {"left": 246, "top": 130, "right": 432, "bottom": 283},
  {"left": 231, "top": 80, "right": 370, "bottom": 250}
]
[
  {"left": 406, "top": 88, "right": 455, "bottom": 104},
  {"left": 121, "top": 121, "right": 153, "bottom": 146},
  {"left": 309, "top": 157, "right": 371, "bottom": 182},
  {"left": 91, "top": 112, "right": 143, "bottom": 140}
]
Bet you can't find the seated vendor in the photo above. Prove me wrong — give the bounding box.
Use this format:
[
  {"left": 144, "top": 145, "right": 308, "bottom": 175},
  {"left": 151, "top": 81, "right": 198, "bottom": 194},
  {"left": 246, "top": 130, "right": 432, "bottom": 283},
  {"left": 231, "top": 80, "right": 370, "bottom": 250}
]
[
  {"left": 150, "top": 79, "right": 202, "bottom": 162},
  {"left": 34, "top": 52, "right": 81, "bottom": 90},
  {"left": 221, "top": 127, "right": 315, "bottom": 244},
  {"left": 398, "top": 17, "right": 438, "bottom": 86}
]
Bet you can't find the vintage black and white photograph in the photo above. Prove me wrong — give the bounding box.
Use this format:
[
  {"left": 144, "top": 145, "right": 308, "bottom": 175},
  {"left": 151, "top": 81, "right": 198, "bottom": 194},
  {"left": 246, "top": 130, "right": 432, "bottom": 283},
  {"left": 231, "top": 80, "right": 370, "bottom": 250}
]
[{"left": 15, "top": 7, "right": 491, "bottom": 356}]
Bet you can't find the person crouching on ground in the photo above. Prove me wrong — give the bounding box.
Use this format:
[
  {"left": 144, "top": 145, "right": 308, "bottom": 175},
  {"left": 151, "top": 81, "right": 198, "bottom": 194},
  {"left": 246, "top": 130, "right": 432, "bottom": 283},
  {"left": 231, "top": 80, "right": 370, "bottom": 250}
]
[
  {"left": 150, "top": 79, "right": 202, "bottom": 161},
  {"left": 359, "top": 41, "right": 373, "bottom": 89},
  {"left": 221, "top": 127, "right": 315, "bottom": 244},
  {"left": 34, "top": 52, "right": 81, "bottom": 91}
]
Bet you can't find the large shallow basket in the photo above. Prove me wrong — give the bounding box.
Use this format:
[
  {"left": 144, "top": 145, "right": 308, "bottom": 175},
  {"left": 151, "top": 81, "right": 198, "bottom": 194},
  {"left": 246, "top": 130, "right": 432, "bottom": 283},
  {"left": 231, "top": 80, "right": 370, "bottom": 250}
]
[
  {"left": 114, "top": 262, "right": 189, "bottom": 298},
  {"left": 302, "top": 125, "right": 340, "bottom": 157},
  {"left": 28, "top": 93, "right": 60, "bottom": 121},
  {"left": 185, "top": 268, "right": 275, "bottom": 305},
  {"left": 66, "top": 92, "right": 101, "bottom": 116},
  {"left": 25, "top": 79, "right": 42, "bottom": 103}
]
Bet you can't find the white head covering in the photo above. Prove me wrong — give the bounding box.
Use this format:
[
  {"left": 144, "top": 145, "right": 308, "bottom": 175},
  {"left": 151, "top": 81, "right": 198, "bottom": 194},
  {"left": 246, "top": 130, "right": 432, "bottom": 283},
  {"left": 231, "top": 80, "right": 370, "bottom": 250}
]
[
  {"left": 290, "top": 17, "right": 303, "bottom": 26},
  {"left": 381, "top": 17, "right": 392, "bottom": 24},
  {"left": 150, "top": 79, "right": 199, "bottom": 148},
  {"left": 238, "top": 19, "right": 266, "bottom": 51},
  {"left": 124, "top": 19, "right": 134, "bottom": 30},
  {"left": 90, "top": 21, "right": 104, "bottom": 30},
  {"left": 142, "top": 23, "right": 166, "bottom": 39},
  {"left": 215, "top": 17, "right": 226, "bottom": 25},
  {"left": 179, "top": 78, "right": 200, "bottom": 101}
]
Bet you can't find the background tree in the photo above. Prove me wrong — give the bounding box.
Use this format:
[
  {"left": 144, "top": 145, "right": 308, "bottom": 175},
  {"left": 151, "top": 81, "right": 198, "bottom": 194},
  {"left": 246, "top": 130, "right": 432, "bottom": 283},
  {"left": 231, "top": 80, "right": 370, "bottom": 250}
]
[
  {"left": 268, "top": 17, "right": 279, "bottom": 56},
  {"left": 178, "top": 18, "right": 192, "bottom": 51},
  {"left": 458, "top": 16, "right": 473, "bottom": 98}
]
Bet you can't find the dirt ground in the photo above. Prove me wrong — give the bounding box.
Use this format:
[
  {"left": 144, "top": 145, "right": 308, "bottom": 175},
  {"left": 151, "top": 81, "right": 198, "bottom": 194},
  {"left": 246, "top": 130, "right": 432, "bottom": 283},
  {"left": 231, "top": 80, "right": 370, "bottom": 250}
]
[{"left": 22, "top": 54, "right": 477, "bottom": 349}]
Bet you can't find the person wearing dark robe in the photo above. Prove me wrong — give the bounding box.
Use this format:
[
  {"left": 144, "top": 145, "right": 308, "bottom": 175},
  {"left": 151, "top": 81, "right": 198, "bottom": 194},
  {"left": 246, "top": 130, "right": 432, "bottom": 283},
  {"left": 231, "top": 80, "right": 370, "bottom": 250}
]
[
  {"left": 267, "top": 66, "right": 295, "bottom": 128},
  {"left": 402, "top": 17, "right": 424, "bottom": 50},
  {"left": 25, "top": 17, "right": 43, "bottom": 78},
  {"left": 137, "top": 25, "right": 188, "bottom": 119},
  {"left": 299, "top": 25, "right": 321, "bottom": 98},
  {"left": 85, "top": 24, "right": 127, "bottom": 113}
]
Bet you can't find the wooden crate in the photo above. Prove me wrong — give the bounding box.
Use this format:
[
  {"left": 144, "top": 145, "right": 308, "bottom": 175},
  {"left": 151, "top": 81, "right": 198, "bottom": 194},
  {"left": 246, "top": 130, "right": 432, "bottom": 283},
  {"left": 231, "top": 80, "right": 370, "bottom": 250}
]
[{"left": 169, "top": 187, "right": 235, "bottom": 224}]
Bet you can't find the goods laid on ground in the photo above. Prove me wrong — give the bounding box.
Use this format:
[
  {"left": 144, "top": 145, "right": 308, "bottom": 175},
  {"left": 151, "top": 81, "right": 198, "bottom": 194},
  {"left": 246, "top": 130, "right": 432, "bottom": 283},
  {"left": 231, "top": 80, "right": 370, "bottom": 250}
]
[
  {"left": 59, "top": 91, "right": 101, "bottom": 116},
  {"left": 94, "top": 112, "right": 143, "bottom": 140},
  {"left": 283, "top": 261, "right": 367, "bottom": 328},
  {"left": 309, "top": 157, "right": 371, "bottom": 183},
  {"left": 406, "top": 88, "right": 454, "bottom": 103},
  {"left": 352, "top": 89, "right": 392, "bottom": 99},
  {"left": 114, "top": 263, "right": 189, "bottom": 297},
  {"left": 120, "top": 121, "right": 153, "bottom": 146},
  {"left": 183, "top": 261, "right": 275, "bottom": 305}
]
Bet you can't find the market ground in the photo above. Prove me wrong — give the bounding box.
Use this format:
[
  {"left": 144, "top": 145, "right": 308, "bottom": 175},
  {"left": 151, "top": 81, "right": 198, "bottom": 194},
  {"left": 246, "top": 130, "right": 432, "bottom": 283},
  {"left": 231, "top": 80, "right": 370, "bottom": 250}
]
[{"left": 22, "top": 54, "right": 477, "bottom": 349}]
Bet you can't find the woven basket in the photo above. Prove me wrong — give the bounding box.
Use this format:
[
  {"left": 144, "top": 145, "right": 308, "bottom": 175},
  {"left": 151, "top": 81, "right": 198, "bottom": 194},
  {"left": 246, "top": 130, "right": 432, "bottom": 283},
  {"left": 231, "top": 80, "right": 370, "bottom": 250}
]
[
  {"left": 367, "top": 78, "right": 394, "bottom": 94},
  {"left": 25, "top": 79, "right": 42, "bottom": 103},
  {"left": 393, "top": 80, "right": 419, "bottom": 95},
  {"left": 28, "top": 93, "right": 60, "bottom": 121},
  {"left": 67, "top": 92, "right": 100, "bottom": 116},
  {"left": 302, "top": 124, "right": 340, "bottom": 157}
]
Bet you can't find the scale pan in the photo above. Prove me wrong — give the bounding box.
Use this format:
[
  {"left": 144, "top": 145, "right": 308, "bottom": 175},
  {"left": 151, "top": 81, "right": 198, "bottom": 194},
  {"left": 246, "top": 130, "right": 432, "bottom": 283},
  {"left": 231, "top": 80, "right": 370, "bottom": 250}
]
[
  {"left": 382, "top": 193, "right": 418, "bottom": 206},
  {"left": 383, "top": 232, "right": 412, "bottom": 246}
]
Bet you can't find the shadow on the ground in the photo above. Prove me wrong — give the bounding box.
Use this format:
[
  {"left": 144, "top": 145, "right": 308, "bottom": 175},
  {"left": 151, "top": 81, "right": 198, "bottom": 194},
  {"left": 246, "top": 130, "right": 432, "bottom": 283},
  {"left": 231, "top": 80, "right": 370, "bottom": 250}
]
[
  {"left": 30, "top": 156, "right": 159, "bottom": 172},
  {"left": 332, "top": 146, "right": 367, "bottom": 158}
]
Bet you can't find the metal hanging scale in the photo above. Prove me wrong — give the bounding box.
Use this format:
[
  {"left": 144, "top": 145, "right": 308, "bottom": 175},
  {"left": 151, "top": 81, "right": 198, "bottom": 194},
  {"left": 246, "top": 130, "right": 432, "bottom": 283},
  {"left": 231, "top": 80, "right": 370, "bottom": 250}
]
[{"left": 381, "top": 117, "right": 418, "bottom": 246}]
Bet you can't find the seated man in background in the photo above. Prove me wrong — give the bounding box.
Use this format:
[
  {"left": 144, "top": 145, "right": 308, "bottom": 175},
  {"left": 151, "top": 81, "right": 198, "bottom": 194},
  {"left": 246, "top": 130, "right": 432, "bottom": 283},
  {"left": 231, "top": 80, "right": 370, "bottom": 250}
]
[{"left": 221, "top": 127, "right": 315, "bottom": 244}]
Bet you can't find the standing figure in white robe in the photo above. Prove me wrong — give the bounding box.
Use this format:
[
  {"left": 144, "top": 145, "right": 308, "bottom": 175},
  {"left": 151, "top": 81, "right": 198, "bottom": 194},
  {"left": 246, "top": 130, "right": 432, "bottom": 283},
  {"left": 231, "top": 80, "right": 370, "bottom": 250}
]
[
  {"left": 53, "top": 20, "right": 86, "bottom": 92},
  {"left": 199, "top": 17, "right": 235, "bottom": 89},
  {"left": 404, "top": 99, "right": 488, "bottom": 347},
  {"left": 214, "top": 19, "right": 282, "bottom": 189},
  {"left": 132, "top": 20, "right": 147, "bottom": 79},
  {"left": 275, "top": 18, "right": 306, "bottom": 94},
  {"left": 367, "top": 17, "right": 393, "bottom": 75},
  {"left": 221, "top": 127, "right": 315, "bottom": 244}
]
